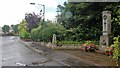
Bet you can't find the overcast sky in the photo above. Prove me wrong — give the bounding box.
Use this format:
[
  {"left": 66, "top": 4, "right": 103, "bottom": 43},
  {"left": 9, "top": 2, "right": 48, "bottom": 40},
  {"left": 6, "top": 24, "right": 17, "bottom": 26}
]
[{"left": 0, "top": 0, "right": 67, "bottom": 27}]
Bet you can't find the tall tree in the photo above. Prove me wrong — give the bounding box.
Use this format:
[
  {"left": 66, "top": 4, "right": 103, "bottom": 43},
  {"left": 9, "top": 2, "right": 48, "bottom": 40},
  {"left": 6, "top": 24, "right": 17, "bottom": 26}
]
[
  {"left": 2, "top": 25, "right": 10, "bottom": 34},
  {"left": 12, "top": 24, "right": 19, "bottom": 34},
  {"left": 18, "top": 19, "right": 30, "bottom": 38},
  {"left": 57, "top": 2, "right": 120, "bottom": 41},
  {"left": 25, "top": 12, "right": 41, "bottom": 32}
]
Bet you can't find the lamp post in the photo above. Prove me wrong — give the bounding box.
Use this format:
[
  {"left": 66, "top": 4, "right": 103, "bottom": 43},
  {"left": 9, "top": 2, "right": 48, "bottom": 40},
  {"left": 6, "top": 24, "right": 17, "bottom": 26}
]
[{"left": 30, "top": 3, "right": 45, "bottom": 22}]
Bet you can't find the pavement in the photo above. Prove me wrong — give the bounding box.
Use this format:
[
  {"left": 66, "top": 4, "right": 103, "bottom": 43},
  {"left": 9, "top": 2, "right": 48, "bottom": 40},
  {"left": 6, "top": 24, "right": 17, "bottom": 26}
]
[{"left": 18, "top": 37, "right": 117, "bottom": 66}]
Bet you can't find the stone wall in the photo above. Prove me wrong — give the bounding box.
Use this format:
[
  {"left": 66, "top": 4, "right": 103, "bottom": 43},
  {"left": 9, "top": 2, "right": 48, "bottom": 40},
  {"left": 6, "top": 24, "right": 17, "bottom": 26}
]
[{"left": 38, "top": 42, "right": 81, "bottom": 50}]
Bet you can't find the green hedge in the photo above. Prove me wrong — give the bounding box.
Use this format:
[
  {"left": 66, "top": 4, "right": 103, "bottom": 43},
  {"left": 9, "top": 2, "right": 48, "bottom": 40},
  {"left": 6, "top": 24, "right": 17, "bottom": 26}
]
[{"left": 57, "top": 41, "right": 99, "bottom": 45}]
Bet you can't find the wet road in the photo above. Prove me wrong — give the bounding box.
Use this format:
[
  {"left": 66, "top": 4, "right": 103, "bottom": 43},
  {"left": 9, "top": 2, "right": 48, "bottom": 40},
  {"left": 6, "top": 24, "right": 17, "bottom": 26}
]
[
  {"left": 2, "top": 36, "right": 64, "bottom": 66},
  {"left": 0, "top": 36, "right": 2, "bottom": 67},
  {"left": 2, "top": 36, "right": 93, "bottom": 66}
]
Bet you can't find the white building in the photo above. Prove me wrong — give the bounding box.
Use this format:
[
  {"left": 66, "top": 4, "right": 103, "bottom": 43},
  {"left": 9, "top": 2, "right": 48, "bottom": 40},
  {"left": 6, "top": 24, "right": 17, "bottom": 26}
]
[
  {"left": 9, "top": 26, "right": 13, "bottom": 33},
  {"left": 0, "top": 26, "right": 3, "bottom": 35}
]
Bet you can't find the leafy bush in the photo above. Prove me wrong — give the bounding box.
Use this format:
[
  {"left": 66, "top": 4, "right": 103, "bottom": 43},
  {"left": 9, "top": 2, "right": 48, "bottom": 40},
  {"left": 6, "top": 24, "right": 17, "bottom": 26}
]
[
  {"left": 113, "top": 36, "right": 120, "bottom": 66},
  {"left": 18, "top": 19, "right": 30, "bottom": 39},
  {"left": 30, "top": 28, "right": 39, "bottom": 41},
  {"left": 19, "top": 29, "right": 30, "bottom": 38},
  {"left": 64, "top": 26, "right": 101, "bottom": 41},
  {"left": 84, "top": 41, "right": 99, "bottom": 45},
  {"left": 30, "top": 23, "right": 66, "bottom": 42}
]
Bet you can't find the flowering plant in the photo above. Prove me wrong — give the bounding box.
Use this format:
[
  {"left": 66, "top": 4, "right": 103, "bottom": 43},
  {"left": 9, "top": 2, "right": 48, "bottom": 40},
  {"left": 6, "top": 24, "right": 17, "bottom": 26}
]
[
  {"left": 105, "top": 46, "right": 114, "bottom": 56},
  {"left": 105, "top": 46, "right": 113, "bottom": 52},
  {"left": 81, "top": 44, "right": 87, "bottom": 51},
  {"left": 86, "top": 44, "right": 96, "bottom": 52},
  {"left": 81, "top": 44, "right": 96, "bottom": 52},
  {"left": 82, "top": 44, "right": 87, "bottom": 47}
]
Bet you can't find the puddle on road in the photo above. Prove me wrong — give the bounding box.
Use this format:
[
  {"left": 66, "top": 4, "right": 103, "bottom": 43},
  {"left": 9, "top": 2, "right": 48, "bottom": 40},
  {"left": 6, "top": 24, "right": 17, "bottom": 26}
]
[
  {"left": 15, "top": 62, "right": 28, "bottom": 66},
  {"left": 2, "top": 59, "right": 6, "bottom": 61}
]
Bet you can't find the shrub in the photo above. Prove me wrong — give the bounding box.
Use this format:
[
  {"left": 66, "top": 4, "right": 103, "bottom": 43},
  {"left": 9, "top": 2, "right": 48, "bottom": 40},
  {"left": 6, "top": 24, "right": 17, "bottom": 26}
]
[
  {"left": 30, "top": 23, "right": 66, "bottom": 42},
  {"left": 84, "top": 41, "right": 99, "bottom": 45},
  {"left": 19, "top": 29, "right": 30, "bottom": 39},
  {"left": 113, "top": 36, "right": 120, "bottom": 66},
  {"left": 30, "top": 28, "right": 39, "bottom": 42},
  {"left": 105, "top": 46, "right": 114, "bottom": 56}
]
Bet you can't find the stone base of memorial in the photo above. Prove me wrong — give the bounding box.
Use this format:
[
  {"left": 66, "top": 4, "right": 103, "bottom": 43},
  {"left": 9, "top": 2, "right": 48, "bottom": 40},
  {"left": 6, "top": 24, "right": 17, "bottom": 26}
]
[{"left": 100, "top": 35, "right": 113, "bottom": 47}]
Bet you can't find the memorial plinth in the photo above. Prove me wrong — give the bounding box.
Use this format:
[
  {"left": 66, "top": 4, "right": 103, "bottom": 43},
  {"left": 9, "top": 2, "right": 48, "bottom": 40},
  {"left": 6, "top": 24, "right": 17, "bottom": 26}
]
[{"left": 100, "top": 11, "right": 112, "bottom": 48}]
